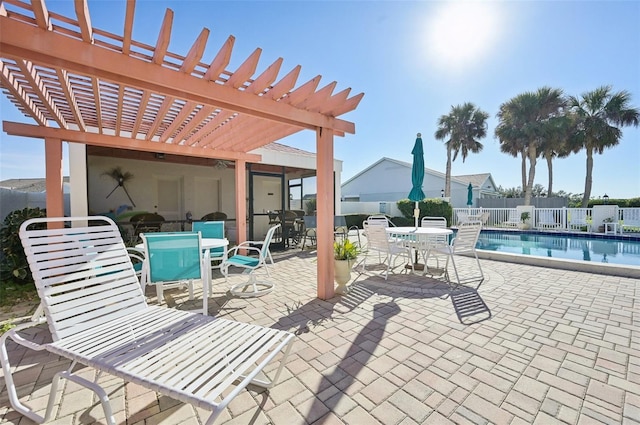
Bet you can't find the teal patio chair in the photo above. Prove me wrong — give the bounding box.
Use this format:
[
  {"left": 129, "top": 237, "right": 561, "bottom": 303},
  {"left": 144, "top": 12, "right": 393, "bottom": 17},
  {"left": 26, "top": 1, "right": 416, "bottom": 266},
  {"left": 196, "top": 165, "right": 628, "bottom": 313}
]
[
  {"left": 140, "top": 231, "right": 211, "bottom": 314},
  {"left": 221, "top": 224, "right": 280, "bottom": 297},
  {"left": 192, "top": 220, "right": 226, "bottom": 272}
]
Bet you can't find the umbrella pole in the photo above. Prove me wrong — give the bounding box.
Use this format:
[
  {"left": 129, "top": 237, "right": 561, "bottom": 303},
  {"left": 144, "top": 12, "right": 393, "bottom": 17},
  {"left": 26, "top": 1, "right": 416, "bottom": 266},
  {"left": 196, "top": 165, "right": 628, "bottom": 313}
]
[{"left": 413, "top": 201, "right": 423, "bottom": 271}]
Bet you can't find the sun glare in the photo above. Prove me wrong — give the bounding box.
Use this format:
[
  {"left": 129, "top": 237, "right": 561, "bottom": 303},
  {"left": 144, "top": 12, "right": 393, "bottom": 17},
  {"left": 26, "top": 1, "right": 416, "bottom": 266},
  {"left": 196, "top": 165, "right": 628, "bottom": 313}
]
[{"left": 426, "top": 2, "right": 500, "bottom": 70}]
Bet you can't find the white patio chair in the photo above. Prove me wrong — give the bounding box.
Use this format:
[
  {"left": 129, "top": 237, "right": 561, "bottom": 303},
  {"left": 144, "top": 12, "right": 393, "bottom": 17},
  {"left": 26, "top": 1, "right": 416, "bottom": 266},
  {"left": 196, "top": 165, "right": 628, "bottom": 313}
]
[
  {"left": 221, "top": 223, "right": 280, "bottom": 297},
  {"left": 140, "top": 231, "right": 209, "bottom": 308},
  {"left": 568, "top": 209, "right": 590, "bottom": 231},
  {"left": 420, "top": 216, "right": 450, "bottom": 268},
  {"left": 537, "top": 210, "right": 560, "bottom": 229},
  {"left": 456, "top": 211, "right": 470, "bottom": 225},
  {"left": 425, "top": 221, "right": 484, "bottom": 288},
  {"left": 1, "top": 216, "right": 294, "bottom": 425},
  {"left": 503, "top": 209, "right": 520, "bottom": 227},
  {"left": 361, "top": 220, "right": 411, "bottom": 279},
  {"left": 192, "top": 220, "right": 227, "bottom": 271}
]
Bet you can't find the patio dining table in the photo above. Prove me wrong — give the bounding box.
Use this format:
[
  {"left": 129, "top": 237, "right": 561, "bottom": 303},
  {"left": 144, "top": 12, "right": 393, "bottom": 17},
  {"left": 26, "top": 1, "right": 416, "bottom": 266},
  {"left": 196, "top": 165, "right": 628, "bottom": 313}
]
[{"left": 386, "top": 226, "right": 453, "bottom": 273}]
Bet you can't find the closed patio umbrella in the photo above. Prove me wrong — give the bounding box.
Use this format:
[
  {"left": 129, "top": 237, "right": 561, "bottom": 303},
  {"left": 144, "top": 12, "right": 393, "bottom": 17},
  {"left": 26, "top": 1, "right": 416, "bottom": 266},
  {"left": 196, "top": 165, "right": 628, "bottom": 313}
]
[
  {"left": 408, "top": 133, "right": 426, "bottom": 228},
  {"left": 467, "top": 183, "right": 473, "bottom": 210}
]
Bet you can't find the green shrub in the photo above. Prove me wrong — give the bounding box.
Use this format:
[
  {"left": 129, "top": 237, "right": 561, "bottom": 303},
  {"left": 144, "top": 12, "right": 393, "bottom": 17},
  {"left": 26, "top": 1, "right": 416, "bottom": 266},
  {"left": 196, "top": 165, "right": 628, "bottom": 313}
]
[
  {"left": 344, "top": 214, "right": 370, "bottom": 229},
  {"left": 0, "top": 207, "right": 47, "bottom": 285},
  {"left": 396, "top": 199, "right": 453, "bottom": 226},
  {"left": 304, "top": 198, "right": 317, "bottom": 215}
]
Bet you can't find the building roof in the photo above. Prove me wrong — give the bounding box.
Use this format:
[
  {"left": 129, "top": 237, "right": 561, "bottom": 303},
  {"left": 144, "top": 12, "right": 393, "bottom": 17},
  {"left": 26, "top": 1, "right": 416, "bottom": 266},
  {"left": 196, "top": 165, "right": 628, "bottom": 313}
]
[
  {"left": 0, "top": 177, "right": 70, "bottom": 192},
  {"left": 342, "top": 157, "right": 476, "bottom": 187},
  {"left": 454, "top": 173, "right": 493, "bottom": 188}
]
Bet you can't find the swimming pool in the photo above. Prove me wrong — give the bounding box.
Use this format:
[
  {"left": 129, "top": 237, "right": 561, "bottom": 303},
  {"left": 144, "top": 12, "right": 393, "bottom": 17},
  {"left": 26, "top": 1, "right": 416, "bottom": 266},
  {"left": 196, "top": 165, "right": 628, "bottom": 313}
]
[{"left": 476, "top": 230, "right": 640, "bottom": 267}]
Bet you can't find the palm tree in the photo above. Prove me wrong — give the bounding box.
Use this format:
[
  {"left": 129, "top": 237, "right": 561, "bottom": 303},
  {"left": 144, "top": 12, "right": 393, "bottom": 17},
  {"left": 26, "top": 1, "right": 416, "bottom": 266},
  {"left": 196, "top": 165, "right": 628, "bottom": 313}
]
[
  {"left": 434, "top": 103, "right": 489, "bottom": 197},
  {"left": 567, "top": 86, "right": 639, "bottom": 207},
  {"left": 539, "top": 111, "right": 574, "bottom": 196},
  {"left": 495, "top": 87, "right": 565, "bottom": 205}
]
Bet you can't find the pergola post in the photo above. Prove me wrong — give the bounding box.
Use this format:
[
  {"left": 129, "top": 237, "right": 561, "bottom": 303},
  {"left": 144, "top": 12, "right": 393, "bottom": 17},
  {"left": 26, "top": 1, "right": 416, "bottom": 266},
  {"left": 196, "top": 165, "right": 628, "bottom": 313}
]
[
  {"left": 44, "top": 137, "right": 64, "bottom": 228},
  {"left": 316, "top": 127, "right": 335, "bottom": 299},
  {"left": 235, "top": 159, "right": 247, "bottom": 247}
]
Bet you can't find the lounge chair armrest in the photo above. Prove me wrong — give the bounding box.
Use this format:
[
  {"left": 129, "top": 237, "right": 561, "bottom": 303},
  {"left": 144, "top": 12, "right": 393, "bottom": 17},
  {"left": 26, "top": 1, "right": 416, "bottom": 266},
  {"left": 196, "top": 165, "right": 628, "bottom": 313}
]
[{"left": 1, "top": 319, "right": 48, "bottom": 352}]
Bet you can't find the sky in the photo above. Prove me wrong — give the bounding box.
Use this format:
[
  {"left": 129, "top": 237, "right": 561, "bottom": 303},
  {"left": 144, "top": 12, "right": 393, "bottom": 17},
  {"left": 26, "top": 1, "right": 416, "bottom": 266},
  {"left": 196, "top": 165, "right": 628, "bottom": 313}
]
[{"left": 1, "top": 0, "right": 639, "bottom": 199}]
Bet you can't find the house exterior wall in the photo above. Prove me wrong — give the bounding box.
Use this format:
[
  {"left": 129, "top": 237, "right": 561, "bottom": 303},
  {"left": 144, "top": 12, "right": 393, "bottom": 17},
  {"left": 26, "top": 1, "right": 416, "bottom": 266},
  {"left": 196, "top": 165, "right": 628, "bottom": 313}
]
[
  {"left": 341, "top": 158, "right": 478, "bottom": 208},
  {"left": 341, "top": 160, "right": 415, "bottom": 202}
]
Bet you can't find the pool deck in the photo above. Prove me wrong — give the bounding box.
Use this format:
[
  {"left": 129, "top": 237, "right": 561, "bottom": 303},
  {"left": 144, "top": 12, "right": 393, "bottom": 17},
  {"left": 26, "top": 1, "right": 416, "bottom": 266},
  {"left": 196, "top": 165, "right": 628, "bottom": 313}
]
[{"left": 1, "top": 247, "right": 639, "bottom": 424}]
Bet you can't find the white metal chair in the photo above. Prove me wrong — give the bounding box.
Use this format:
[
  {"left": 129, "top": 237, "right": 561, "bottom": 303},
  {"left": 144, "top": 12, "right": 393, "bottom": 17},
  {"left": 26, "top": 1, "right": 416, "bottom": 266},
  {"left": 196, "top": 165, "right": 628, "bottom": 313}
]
[
  {"left": 140, "top": 231, "right": 210, "bottom": 310},
  {"left": 192, "top": 220, "right": 227, "bottom": 271},
  {"left": 425, "top": 221, "right": 484, "bottom": 288},
  {"left": 2, "top": 216, "right": 294, "bottom": 425},
  {"left": 568, "top": 209, "right": 590, "bottom": 231},
  {"left": 503, "top": 209, "right": 520, "bottom": 227},
  {"left": 126, "top": 246, "right": 145, "bottom": 282},
  {"left": 221, "top": 224, "right": 280, "bottom": 297},
  {"left": 361, "top": 220, "right": 411, "bottom": 279},
  {"left": 537, "top": 210, "right": 560, "bottom": 229},
  {"left": 419, "top": 216, "right": 450, "bottom": 268}
]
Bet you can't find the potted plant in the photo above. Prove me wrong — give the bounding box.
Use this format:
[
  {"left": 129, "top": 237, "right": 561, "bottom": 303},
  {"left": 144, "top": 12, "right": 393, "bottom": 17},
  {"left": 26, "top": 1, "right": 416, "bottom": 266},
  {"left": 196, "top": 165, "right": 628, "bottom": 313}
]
[
  {"left": 333, "top": 238, "right": 360, "bottom": 295},
  {"left": 518, "top": 211, "right": 531, "bottom": 230}
]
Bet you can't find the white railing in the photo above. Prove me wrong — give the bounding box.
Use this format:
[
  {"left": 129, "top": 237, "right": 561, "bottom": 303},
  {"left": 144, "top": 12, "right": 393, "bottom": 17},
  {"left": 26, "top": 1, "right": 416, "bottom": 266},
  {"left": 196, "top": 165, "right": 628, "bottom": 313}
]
[{"left": 452, "top": 207, "right": 640, "bottom": 233}]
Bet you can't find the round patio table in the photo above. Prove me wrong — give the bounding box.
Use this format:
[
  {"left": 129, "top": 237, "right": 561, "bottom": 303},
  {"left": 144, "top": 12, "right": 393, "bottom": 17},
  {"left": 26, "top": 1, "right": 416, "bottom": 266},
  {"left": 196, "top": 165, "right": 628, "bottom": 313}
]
[{"left": 386, "top": 226, "right": 453, "bottom": 273}]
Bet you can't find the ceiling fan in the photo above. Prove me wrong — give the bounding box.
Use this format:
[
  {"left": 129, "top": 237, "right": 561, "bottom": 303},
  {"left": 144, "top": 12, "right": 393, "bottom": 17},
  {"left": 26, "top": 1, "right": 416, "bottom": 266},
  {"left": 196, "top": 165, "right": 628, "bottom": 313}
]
[{"left": 103, "top": 166, "right": 136, "bottom": 207}]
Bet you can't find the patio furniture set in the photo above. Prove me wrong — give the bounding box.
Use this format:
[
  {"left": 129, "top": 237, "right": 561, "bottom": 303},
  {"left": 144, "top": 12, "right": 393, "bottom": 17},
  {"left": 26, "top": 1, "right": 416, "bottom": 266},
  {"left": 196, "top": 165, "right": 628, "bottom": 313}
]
[
  {"left": 359, "top": 215, "right": 484, "bottom": 288},
  {"left": 1, "top": 213, "right": 482, "bottom": 424},
  {"left": 1, "top": 216, "right": 292, "bottom": 425}
]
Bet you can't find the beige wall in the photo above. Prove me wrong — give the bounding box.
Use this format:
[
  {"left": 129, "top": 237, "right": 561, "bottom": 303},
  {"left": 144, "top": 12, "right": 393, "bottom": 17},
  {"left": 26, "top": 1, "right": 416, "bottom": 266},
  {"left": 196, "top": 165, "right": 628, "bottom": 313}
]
[{"left": 87, "top": 156, "right": 236, "bottom": 220}]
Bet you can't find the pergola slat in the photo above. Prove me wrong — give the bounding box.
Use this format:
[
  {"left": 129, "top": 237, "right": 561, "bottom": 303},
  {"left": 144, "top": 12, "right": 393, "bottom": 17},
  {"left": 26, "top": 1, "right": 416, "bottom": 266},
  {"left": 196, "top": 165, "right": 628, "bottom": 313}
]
[
  {"left": 0, "top": 59, "right": 47, "bottom": 125},
  {"left": 32, "top": 0, "right": 50, "bottom": 29},
  {"left": 56, "top": 68, "right": 86, "bottom": 130},
  {"left": 74, "top": 0, "right": 92, "bottom": 43},
  {"left": 17, "top": 59, "right": 67, "bottom": 128},
  {"left": 153, "top": 8, "right": 173, "bottom": 65},
  {"left": 122, "top": 0, "right": 134, "bottom": 55}
]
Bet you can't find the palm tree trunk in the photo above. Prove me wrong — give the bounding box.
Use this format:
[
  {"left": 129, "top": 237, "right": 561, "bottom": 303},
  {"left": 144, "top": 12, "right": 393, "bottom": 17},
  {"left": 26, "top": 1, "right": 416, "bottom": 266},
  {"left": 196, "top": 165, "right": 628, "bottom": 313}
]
[
  {"left": 520, "top": 149, "right": 527, "bottom": 194},
  {"left": 581, "top": 147, "right": 594, "bottom": 207},
  {"left": 546, "top": 154, "right": 553, "bottom": 196},
  {"left": 524, "top": 145, "right": 537, "bottom": 205},
  {"left": 445, "top": 144, "right": 452, "bottom": 197}
]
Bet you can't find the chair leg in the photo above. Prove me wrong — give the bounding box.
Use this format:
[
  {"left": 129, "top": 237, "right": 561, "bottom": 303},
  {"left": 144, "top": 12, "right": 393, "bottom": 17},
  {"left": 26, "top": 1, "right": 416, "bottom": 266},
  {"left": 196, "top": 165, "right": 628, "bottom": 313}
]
[{"left": 156, "top": 285, "right": 163, "bottom": 304}]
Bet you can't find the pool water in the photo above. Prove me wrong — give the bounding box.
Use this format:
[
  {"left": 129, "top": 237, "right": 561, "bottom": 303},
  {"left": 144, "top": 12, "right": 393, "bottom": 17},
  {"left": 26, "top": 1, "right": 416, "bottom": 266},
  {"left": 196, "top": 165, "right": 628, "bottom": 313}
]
[{"left": 476, "top": 230, "right": 640, "bottom": 267}]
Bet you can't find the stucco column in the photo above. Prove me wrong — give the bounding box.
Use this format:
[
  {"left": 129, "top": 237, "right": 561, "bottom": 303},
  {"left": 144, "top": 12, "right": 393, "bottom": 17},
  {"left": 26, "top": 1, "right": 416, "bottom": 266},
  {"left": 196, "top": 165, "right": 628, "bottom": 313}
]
[
  {"left": 45, "top": 137, "right": 64, "bottom": 228},
  {"left": 235, "top": 159, "right": 247, "bottom": 247},
  {"left": 68, "top": 142, "right": 88, "bottom": 217},
  {"left": 316, "top": 127, "right": 335, "bottom": 299}
]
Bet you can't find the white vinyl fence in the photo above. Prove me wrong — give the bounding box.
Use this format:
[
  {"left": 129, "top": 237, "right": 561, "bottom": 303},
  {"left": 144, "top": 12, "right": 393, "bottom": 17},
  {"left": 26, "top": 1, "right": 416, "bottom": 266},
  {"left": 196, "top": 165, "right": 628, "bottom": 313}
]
[{"left": 452, "top": 206, "right": 640, "bottom": 234}]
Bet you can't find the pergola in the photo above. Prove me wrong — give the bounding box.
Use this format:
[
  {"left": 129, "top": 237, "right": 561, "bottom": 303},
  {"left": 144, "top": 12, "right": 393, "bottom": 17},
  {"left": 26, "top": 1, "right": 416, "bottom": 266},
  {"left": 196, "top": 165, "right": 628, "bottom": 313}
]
[{"left": 0, "top": 0, "right": 364, "bottom": 299}]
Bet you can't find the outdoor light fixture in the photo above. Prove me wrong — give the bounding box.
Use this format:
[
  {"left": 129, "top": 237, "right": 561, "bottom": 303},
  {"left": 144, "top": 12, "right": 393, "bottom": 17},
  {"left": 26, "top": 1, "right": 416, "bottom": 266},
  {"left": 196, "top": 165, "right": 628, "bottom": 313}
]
[
  {"left": 604, "top": 194, "right": 609, "bottom": 204},
  {"left": 441, "top": 189, "right": 444, "bottom": 197}
]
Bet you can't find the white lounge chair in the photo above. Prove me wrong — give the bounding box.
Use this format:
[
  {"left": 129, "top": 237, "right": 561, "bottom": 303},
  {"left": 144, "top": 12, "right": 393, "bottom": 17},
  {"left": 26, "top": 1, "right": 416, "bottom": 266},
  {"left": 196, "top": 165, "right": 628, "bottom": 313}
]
[
  {"left": 503, "top": 209, "right": 520, "bottom": 227},
  {"left": 621, "top": 208, "right": 640, "bottom": 233},
  {"left": 537, "top": 210, "right": 560, "bottom": 229},
  {"left": 568, "top": 209, "right": 590, "bottom": 231},
  {"left": 1, "top": 216, "right": 294, "bottom": 425}
]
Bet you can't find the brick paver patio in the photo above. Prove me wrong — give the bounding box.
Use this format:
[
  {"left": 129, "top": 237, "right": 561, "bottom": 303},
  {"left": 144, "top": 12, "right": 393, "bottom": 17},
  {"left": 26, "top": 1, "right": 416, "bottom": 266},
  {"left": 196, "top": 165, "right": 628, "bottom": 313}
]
[{"left": 1, "top": 247, "right": 638, "bottom": 424}]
